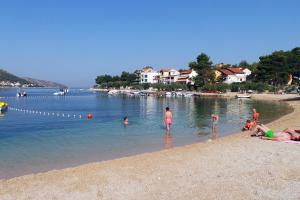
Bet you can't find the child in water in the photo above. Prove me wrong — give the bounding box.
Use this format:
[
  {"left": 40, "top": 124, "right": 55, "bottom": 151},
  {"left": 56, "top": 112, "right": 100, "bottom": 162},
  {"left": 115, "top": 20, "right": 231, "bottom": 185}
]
[
  {"left": 123, "top": 116, "right": 129, "bottom": 126},
  {"left": 252, "top": 108, "right": 260, "bottom": 122},
  {"left": 164, "top": 107, "right": 173, "bottom": 131}
]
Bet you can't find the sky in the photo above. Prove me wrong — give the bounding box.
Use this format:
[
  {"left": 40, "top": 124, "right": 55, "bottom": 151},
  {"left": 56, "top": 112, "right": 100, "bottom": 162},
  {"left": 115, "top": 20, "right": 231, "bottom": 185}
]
[{"left": 0, "top": 0, "right": 299, "bottom": 87}]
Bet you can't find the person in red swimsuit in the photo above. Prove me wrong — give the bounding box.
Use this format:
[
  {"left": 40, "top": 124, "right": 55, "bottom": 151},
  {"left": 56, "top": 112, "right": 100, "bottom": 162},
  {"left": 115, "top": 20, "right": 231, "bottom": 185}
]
[{"left": 164, "top": 107, "right": 173, "bottom": 132}]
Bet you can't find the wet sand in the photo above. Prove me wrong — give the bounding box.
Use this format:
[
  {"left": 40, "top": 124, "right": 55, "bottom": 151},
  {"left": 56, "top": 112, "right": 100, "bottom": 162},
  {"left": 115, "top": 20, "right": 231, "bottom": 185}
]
[{"left": 0, "top": 94, "right": 299, "bottom": 200}]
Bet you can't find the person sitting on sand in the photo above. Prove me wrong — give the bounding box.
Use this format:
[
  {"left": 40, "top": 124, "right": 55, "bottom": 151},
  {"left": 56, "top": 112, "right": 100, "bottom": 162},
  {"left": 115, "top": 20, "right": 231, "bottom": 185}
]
[
  {"left": 123, "top": 116, "right": 129, "bottom": 126},
  {"left": 251, "top": 124, "right": 300, "bottom": 141},
  {"left": 252, "top": 108, "right": 260, "bottom": 122},
  {"left": 243, "top": 119, "right": 256, "bottom": 131},
  {"left": 164, "top": 107, "right": 173, "bottom": 132}
]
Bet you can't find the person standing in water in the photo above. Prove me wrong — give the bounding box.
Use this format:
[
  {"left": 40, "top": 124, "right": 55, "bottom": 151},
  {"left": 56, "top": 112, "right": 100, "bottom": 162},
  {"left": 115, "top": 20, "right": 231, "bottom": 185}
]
[
  {"left": 164, "top": 107, "right": 173, "bottom": 131},
  {"left": 252, "top": 108, "right": 260, "bottom": 122}
]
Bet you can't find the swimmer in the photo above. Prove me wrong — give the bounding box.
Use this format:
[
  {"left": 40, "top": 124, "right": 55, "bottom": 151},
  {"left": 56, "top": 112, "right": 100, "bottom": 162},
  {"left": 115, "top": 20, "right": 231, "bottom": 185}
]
[
  {"left": 164, "top": 107, "right": 173, "bottom": 131},
  {"left": 123, "top": 116, "right": 129, "bottom": 126}
]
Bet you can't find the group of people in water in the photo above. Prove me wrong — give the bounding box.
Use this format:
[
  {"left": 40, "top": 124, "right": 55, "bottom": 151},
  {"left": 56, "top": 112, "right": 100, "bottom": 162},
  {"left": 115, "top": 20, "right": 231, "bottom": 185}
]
[{"left": 123, "top": 106, "right": 300, "bottom": 143}]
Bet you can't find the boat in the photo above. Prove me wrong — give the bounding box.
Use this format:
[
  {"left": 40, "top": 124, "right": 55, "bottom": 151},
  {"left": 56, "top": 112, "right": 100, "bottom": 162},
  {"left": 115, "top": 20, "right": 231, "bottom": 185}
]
[
  {"left": 165, "top": 92, "right": 172, "bottom": 97},
  {"left": 236, "top": 94, "right": 251, "bottom": 98},
  {"left": 54, "top": 88, "right": 68, "bottom": 96},
  {"left": 0, "top": 101, "right": 8, "bottom": 112},
  {"left": 183, "top": 92, "right": 194, "bottom": 97},
  {"left": 108, "top": 90, "right": 118, "bottom": 95},
  {"left": 16, "top": 88, "right": 27, "bottom": 97}
]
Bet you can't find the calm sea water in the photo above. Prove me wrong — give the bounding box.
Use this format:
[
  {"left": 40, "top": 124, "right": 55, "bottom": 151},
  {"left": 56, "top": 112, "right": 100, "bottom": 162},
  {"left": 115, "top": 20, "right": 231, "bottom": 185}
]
[{"left": 0, "top": 88, "right": 292, "bottom": 179}]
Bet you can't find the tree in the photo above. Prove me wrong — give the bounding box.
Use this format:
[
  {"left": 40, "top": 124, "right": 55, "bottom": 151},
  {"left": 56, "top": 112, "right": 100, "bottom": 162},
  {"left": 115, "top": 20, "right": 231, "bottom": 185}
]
[
  {"left": 238, "top": 60, "right": 250, "bottom": 68},
  {"left": 254, "top": 48, "right": 300, "bottom": 86},
  {"left": 189, "top": 53, "right": 215, "bottom": 87},
  {"left": 95, "top": 74, "right": 112, "bottom": 86}
]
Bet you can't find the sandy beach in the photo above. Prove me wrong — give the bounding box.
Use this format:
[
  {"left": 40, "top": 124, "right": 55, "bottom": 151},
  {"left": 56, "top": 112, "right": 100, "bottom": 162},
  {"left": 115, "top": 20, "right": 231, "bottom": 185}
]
[{"left": 0, "top": 94, "right": 299, "bottom": 200}]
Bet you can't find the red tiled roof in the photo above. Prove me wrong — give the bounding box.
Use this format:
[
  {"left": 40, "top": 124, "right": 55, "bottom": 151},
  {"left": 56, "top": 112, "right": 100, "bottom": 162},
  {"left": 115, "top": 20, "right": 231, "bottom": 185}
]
[
  {"left": 180, "top": 69, "right": 192, "bottom": 75},
  {"left": 177, "top": 77, "right": 188, "bottom": 81},
  {"left": 160, "top": 69, "right": 171, "bottom": 72},
  {"left": 218, "top": 69, "right": 234, "bottom": 75},
  {"left": 227, "top": 67, "right": 244, "bottom": 74}
]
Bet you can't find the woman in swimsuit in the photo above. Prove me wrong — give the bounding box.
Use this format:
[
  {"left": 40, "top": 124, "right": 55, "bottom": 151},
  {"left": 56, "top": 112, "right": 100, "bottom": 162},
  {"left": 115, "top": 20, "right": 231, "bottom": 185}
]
[
  {"left": 164, "top": 107, "right": 173, "bottom": 132},
  {"left": 251, "top": 124, "right": 300, "bottom": 141}
]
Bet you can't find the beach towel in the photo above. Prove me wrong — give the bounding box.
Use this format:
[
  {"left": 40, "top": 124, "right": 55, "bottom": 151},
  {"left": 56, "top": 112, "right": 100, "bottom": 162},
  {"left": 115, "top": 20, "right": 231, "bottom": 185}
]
[{"left": 281, "top": 140, "right": 300, "bottom": 144}]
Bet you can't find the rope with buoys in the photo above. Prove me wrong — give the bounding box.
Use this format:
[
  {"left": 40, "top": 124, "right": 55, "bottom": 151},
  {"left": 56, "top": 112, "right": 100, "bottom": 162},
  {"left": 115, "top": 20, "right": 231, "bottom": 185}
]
[{"left": 8, "top": 106, "right": 93, "bottom": 120}]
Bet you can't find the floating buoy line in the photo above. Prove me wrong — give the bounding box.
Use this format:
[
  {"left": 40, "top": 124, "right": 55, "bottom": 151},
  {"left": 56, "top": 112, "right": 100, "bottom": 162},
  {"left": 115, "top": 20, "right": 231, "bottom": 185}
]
[{"left": 8, "top": 107, "right": 93, "bottom": 120}]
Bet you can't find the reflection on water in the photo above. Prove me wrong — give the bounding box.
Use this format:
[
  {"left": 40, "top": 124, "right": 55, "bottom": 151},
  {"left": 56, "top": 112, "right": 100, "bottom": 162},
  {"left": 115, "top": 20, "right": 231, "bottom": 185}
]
[
  {"left": 0, "top": 88, "right": 293, "bottom": 178},
  {"left": 164, "top": 131, "right": 172, "bottom": 149}
]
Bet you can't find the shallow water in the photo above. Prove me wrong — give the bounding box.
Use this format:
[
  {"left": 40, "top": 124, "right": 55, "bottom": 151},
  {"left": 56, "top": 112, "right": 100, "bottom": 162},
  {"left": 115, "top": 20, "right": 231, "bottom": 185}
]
[{"left": 0, "top": 88, "right": 292, "bottom": 179}]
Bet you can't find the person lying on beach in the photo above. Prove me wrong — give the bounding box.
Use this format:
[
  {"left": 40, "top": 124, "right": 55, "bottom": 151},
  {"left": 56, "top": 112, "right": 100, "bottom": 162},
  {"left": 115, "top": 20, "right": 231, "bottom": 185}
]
[
  {"left": 251, "top": 124, "right": 300, "bottom": 141},
  {"left": 164, "top": 107, "right": 173, "bottom": 132},
  {"left": 242, "top": 120, "right": 256, "bottom": 131}
]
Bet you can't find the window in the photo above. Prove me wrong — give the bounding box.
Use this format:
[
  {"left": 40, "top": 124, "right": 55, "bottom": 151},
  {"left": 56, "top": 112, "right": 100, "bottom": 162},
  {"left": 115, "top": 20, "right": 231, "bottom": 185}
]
[
  {"left": 145, "top": 75, "right": 148, "bottom": 78},
  {"left": 145, "top": 79, "right": 148, "bottom": 82}
]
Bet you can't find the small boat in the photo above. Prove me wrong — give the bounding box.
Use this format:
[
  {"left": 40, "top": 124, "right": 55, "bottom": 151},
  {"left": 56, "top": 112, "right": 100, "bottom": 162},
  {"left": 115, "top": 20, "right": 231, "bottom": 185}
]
[
  {"left": 0, "top": 101, "right": 8, "bottom": 112},
  {"left": 236, "top": 94, "right": 251, "bottom": 98},
  {"left": 16, "top": 88, "right": 27, "bottom": 97},
  {"left": 54, "top": 88, "right": 68, "bottom": 96},
  {"left": 108, "top": 90, "right": 118, "bottom": 95},
  {"left": 183, "top": 93, "right": 194, "bottom": 97},
  {"left": 165, "top": 92, "right": 172, "bottom": 97}
]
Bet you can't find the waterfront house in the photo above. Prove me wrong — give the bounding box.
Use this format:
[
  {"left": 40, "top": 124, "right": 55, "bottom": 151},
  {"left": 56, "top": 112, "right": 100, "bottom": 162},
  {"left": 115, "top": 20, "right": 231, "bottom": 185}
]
[
  {"left": 176, "top": 69, "right": 198, "bottom": 85},
  {"left": 159, "top": 69, "right": 180, "bottom": 84},
  {"left": 216, "top": 67, "right": 251, "bottom": 84},
  {"left": 140, "top": 66, "right": 159, "bottom": 84}
]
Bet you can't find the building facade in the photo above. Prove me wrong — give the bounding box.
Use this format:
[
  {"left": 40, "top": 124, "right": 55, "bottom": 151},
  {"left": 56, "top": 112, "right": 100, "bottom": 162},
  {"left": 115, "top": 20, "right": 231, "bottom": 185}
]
[
  {"left": 139, "top": 67, "right": 159, "bottom": 84},
  {"left": 176, "top": 69, "right": 198, "bottom": 85},
  {"left": 159, "top": 69, "right": 180, "bottom": 84}
]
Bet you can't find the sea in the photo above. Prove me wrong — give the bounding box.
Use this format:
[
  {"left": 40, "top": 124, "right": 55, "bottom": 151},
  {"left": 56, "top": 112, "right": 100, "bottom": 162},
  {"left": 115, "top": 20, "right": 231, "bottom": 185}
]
[{"left": 0, "top": 88, "right": 292, "bottom": 179}]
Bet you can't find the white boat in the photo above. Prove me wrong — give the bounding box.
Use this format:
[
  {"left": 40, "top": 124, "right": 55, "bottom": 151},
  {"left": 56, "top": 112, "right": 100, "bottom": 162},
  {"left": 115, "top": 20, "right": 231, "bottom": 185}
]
[
  {"left": 236, "top": 94, "right": 251, "bottom": 98},
  {"left": 54, "top": 88, "right": 68, "bottom": 96},
  {"left": 183, "top": 92, "right": 194, "bottom": 97},
  {"left": 53, "top": 91, "right": 66, "bottom": 96},
  {"left": 165, "top": 92, "right": 172, "bottom": 97},
  {"left": 176, "top": 92, "right": 183, "bottom": 96},
  {"left": 108, "top": 90, "right": 118, "bottom": 95}
]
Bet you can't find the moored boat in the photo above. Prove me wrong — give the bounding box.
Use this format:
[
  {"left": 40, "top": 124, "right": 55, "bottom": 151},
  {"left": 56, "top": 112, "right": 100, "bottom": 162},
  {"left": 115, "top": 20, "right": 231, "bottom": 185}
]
[
  {"left": 236, "top": 94, "right": 251, "bottom": 98},
  {"left": 0, "top": 101, "right": 8, "bottom": 112}
]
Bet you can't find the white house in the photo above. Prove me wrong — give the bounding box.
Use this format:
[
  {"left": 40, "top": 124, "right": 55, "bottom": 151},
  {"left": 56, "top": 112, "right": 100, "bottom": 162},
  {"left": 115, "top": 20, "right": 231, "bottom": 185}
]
[
  {"left": 176, "top": 69, "right": 198, "bottom": 85},
  {"left": 159, "top": 69, "right": 180, "bottom": 84},
  {"left": 217, "top": 67, "right": 251, "bottom": 84},
  {"left": 140, "top": 67, "right": 159, "bottom": 84}
]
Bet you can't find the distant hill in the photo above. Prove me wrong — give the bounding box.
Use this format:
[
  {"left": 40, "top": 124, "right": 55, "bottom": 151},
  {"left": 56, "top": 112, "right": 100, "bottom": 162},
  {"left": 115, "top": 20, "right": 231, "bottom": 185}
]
[
  {"left": 0, "top": 69, "right": 29, "bottom": 84},
  {"left": 23, "top": 77, "right": 67, "bottom": 88},
  {"left": 0, "top": 68, "right": 67, "bottom": 88}
]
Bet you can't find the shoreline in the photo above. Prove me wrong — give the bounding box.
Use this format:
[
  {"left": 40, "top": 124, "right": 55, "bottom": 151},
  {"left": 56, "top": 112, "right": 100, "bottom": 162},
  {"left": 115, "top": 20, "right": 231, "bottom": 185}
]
[{"left": 1, "top": 94, "right": 299, "bottom": 199}]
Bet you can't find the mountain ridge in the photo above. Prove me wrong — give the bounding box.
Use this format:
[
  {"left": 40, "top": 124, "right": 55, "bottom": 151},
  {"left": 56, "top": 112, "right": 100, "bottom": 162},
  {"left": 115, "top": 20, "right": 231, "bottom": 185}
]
[{"left": 0, "top": 69, "right": 67, "bottom": 88}]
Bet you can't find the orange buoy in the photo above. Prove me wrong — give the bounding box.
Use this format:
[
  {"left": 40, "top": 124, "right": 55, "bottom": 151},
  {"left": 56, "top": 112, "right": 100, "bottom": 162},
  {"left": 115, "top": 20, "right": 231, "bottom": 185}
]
[{"left": 87, "top": 113, "right": 93, "bottom": 120}]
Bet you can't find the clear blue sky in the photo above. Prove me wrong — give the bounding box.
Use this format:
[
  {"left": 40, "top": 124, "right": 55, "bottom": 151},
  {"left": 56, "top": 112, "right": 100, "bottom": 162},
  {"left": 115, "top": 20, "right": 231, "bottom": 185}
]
[{"left": 0, "top": 0, "right": 299, "bottom": 87}]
